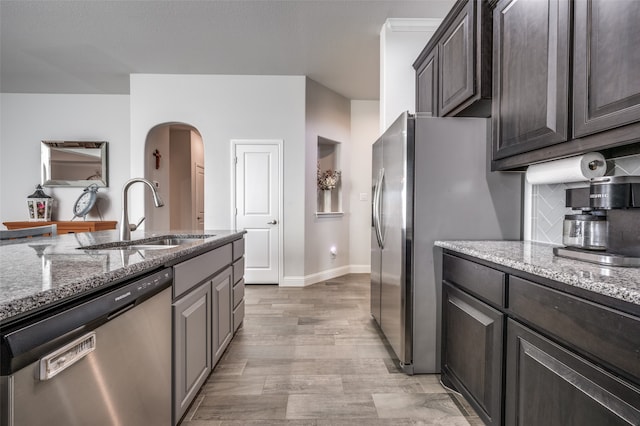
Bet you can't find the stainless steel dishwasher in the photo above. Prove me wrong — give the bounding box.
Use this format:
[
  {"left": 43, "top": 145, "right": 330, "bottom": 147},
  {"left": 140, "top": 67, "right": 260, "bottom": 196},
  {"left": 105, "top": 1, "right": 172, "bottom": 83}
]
[{"left": 0, "top": 267, "right": 172, "bottom": 426}]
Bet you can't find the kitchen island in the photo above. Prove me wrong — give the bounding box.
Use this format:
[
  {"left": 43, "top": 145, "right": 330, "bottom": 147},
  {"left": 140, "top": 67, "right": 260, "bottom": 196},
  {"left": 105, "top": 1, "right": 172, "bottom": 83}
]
[
  {"left": 0, "top": 229, "right": 246, "bottom": 426},
  {"left": 0, "top": 229, "right": 244, "bottom": 323},
  {"left": 436, "top": 240, "right": 640, "bottom": 426}
]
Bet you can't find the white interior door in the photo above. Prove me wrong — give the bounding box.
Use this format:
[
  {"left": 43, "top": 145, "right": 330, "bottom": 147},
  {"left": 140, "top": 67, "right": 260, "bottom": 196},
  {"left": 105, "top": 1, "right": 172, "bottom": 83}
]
[
  {"left": 233, "top": 142, "right": 281, "bottom": 284},
  {"left": 194, "top": 162, "right": 204, "bottom": 230}
]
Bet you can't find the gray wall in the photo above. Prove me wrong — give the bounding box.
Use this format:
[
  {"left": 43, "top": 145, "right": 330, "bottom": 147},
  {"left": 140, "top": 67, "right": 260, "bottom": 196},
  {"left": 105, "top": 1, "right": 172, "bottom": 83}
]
[{"left": 304, "top": 78, "right": 352, "bottom": 281}]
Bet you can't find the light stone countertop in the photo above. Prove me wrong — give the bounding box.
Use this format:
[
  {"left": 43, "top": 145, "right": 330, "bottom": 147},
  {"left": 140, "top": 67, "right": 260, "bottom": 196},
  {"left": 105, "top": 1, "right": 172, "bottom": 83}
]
[
  {"left": 435, "top": 240, "right": 640, "bottom": 308},
  {"left": 0, "top": 229, "right": 245, "bottom": 324}
]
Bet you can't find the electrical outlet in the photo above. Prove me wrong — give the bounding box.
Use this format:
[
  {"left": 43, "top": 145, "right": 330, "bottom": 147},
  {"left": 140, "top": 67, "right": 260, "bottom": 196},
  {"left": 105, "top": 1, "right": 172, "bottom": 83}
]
[{"left": 359, "top": 192, "right": 368, "bottom": 201}]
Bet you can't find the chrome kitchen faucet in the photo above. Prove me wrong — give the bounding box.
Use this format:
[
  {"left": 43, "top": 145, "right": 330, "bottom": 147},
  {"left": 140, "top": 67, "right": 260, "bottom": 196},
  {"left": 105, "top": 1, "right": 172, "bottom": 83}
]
[{"left": 120, "top": 178, "right": 164, "bottom": 241}]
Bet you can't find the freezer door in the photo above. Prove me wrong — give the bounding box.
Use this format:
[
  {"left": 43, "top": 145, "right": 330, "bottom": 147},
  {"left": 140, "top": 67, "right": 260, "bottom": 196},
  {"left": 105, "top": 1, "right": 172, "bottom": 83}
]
[
  {"left": 380, "top": 112, "right": 413, "bottom": 367},
  {"left": 370, "top": 139, "right": 383, "bottom": 325},
  {"left": 411, "top": 116, "right": 522, "bottom": 373}
]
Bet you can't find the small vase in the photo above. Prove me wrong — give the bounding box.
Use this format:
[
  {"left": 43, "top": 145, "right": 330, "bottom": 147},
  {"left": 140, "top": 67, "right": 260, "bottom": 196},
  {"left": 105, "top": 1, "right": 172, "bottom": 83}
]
[{"left": 323, "top": 189, "right": 332, "bottom": 212}]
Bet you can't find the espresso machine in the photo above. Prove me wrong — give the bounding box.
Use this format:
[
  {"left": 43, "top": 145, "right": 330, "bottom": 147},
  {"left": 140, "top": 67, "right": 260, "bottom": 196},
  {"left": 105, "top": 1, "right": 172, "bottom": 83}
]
[{"left": 554, "top": 176, "right": 640, "bottom": 266}]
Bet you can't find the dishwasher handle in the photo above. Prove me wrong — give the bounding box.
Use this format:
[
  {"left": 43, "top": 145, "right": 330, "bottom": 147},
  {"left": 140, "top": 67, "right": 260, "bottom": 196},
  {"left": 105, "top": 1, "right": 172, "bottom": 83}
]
[{"left": 39, "top": 332, "right": 96, "bottom": 380}]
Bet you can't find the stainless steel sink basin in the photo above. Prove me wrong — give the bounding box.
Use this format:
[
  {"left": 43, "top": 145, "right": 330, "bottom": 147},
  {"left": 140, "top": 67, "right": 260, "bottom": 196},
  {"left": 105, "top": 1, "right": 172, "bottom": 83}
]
[{"left": 78, "top": 235, "right": 215, "bottom": 251}]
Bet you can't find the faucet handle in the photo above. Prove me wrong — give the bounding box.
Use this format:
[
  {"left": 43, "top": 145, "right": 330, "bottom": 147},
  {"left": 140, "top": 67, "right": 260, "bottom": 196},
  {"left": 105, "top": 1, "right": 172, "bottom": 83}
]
[{"left": 129, "top": 216, "right": 145, "bottom": 231}]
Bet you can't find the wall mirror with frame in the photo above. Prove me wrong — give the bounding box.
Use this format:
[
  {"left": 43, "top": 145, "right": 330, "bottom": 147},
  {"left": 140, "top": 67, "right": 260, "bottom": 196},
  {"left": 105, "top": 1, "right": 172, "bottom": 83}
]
[{"left": 41, "top": 141, "right": 108, "bottom": 187}]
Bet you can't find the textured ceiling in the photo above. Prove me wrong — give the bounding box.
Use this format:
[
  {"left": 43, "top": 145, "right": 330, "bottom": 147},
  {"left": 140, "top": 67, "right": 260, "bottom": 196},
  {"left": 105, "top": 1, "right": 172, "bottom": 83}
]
[{"left": 0, "top": 0, "right": 454, "bottom": 100}]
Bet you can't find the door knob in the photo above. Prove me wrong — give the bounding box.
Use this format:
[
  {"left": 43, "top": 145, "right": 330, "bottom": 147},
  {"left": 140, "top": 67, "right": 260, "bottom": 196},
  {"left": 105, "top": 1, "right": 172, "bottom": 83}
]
[{"left": 267, "top": 220, "right": 278, "bottom": 225}]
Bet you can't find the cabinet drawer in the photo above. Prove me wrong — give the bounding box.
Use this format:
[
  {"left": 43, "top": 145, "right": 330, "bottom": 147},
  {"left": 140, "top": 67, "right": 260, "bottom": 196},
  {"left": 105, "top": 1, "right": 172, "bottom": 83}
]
[
  {"left": 233, "top": 238, "right": 245, "bottom": 261},
  {"left": 233, "top": 279, "right": 245, "bottom": 308},
  {"left": 506, "top": 319, "right": 640, "bottom": 425},
  {"left": 174, "top": 244, "right": 232, "bottom": 299},
  {"left": 233, "top": 257, "right": 245, "bottom": 285},
  {"left": 233, "top": 299, "right": 245, "bottom": 332},
  {"left": 509, "top": 276, "right": 640, "bottom": 383},
  {"left": 443, "top": 254, "right": 506, "bottom": 307}
]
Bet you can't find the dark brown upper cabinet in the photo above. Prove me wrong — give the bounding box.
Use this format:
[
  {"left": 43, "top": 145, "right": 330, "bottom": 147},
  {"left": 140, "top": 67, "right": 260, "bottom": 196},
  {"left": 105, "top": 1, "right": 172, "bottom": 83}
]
[
  {"left": 492, "top": 0, "right": 640, "bottom": 171},
  {"left": 414, "top": 0, "right": 492, "bottom": 118},
  {"left": 416, "top": 47, "right": 439, "bottom": 116},
  {"left": 573, "top": 0, "right": 640, "bottom": 138},
  {"left": 492, "top": 0, "right": 571, "bottom": 162}
]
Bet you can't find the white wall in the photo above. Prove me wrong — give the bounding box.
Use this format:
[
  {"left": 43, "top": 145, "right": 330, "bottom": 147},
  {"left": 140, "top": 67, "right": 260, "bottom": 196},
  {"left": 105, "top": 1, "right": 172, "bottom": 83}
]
[
  {"left": 144, "top": 125, "right": 170, "bottom": 230},
  {"left": 349, "top": 101, "right": 379, "bottom": 271},
  {"left": 0, "top": 79, "right": 368, "bottom": 285},
  {"left": 129, "top": 74, "right": 307, "bottom": 279},
  {"left": 380, "top": 19, "right": 441, "bottom": 133},
  {"left": 303, "top": 78, "right": 352, "bottom": 284},
  {"left": 0, "top": 94, "right": 130, "bottom": 223}
]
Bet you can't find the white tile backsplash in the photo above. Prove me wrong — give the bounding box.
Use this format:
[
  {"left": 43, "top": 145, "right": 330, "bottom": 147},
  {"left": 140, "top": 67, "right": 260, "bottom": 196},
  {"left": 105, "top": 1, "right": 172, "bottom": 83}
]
[{"left": 529, "top": 154, "right": 640, "bottom": 245}]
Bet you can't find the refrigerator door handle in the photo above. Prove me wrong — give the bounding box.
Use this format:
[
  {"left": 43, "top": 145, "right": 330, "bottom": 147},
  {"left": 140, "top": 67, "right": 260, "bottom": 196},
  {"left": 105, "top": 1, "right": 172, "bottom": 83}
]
[
  {"left": 373, "top": 169, "right": 384, "bottom": 248},
  {"left": 378, "top": 168, "right": 385, "bottom": 246},
  {"left": 372, "top": 171, "right": 381, "bottom": 248},
  {"left": 372, "top": 175, "right": 378, "bottom": 231}
]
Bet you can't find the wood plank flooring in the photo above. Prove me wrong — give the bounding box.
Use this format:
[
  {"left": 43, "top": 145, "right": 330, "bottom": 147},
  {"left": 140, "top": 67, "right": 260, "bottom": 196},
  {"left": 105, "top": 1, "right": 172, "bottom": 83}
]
[{"left": 181, "top": 274, "right": 483, "bottom": 425}]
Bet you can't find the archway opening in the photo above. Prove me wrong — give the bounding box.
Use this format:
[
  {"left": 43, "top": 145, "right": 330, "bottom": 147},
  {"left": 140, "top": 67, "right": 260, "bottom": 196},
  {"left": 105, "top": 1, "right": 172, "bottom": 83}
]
[{"left": 144, "top": 123, "right": 205, "bottom": 231}]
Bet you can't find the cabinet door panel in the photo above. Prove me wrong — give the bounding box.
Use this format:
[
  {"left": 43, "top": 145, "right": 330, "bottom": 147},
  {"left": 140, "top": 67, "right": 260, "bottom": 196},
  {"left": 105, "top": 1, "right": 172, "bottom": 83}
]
[
  {"left": 506, "top": 320, "right": 640, "bottom": 426},
  {"left": 439, "top": 0, "right": 474, "bottom": 116},
  {"left": 212, "top": 267, "right": 233, "bottom": 363},
  {"left": 443, "top": 284, "right": 503, "bottom": 425},
  {"left": 573, "top": 0, "right": 640, "bottom": 137},
  {"left": 173, "top": 282, "right": 211, "bottom": 423},
  {"left": 416, "top": 48, "right": 439, "bottom": 116},
  {"left": 492, "top": 0, "right": 570, "bottom": 159}
]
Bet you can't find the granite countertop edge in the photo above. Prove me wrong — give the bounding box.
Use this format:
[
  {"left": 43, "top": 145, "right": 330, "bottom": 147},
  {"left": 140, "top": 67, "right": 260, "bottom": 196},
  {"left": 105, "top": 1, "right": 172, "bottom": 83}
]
[
  {"left": 0, "top": 230, "right": 245, "bottom": 324},
  {"left": 435, "top": 240, "right": 640, "bottom": 307}
]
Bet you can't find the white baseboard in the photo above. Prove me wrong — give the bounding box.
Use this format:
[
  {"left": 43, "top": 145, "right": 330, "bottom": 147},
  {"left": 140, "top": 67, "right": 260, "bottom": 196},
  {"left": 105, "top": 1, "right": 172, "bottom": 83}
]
[
  {"left": 349, "top": 264, "right": 371, "bottom": 274},
  {"left": 280, "top": 276, "right": 305, "bottom": 287},
  {"left": 281, "top": 264, "right": 370, "bottom": 287}
]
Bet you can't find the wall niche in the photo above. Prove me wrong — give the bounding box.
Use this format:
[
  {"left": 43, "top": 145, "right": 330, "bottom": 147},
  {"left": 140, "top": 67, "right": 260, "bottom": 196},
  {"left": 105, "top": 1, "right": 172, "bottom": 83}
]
[{"left": 316, "top": 136, "right": 343, "bottom": 216}]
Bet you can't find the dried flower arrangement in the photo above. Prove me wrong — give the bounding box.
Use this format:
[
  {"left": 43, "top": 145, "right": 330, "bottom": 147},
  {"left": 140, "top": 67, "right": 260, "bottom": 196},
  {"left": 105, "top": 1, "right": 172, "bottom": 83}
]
[{"left": 317, "top": 164, "right": 341, "bottom": 190}]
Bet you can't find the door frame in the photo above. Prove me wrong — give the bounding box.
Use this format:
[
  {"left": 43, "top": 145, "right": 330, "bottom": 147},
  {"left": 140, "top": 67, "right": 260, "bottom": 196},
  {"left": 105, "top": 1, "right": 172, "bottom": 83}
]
[{"left": 230, "top": 139, "right": 284, "bottom": 285}]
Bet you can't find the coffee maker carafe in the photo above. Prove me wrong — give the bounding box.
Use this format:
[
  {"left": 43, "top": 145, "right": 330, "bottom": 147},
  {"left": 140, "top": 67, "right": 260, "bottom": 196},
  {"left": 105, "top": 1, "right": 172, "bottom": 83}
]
[{"left": 554, "top": 176, "right": 640, "bottom": 266}]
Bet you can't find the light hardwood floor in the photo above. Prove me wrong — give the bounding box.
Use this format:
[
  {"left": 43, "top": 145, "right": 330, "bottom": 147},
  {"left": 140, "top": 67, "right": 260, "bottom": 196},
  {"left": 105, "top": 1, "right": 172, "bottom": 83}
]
[{"left": 181, "top": 274, "right": 483, "bottom": 425}]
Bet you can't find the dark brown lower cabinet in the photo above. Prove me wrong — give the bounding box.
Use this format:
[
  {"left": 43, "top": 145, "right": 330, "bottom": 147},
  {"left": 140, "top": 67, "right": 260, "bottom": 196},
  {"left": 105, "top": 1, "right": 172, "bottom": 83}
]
[
  {"left": 505, "top": 319, "right": 640, "bottom": 426},
  {"left": 442, "top": 252, "right": 640, "bottom": 426},
  {"left": 442, "top": 283, "right": 503, "bottom": 426}
]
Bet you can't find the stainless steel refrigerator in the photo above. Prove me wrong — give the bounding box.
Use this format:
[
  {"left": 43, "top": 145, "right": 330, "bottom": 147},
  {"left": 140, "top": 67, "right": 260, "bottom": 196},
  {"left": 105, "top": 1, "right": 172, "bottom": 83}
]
[{"left": 371, "top": 112, "right": 522, "bottom": 374}]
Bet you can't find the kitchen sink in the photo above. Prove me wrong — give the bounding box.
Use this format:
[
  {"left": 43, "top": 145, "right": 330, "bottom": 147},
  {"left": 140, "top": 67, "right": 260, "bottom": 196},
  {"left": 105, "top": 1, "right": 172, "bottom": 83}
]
[{"left": 78, "top": 235, "right": 215, "bottom": 251}]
